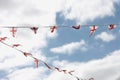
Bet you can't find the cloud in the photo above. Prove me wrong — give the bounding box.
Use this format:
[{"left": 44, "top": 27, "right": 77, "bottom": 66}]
[
  {"left": 61, "top": 0, "right": 120, "bottom": 23},
  {"left": 95, "top": 32, "right": 116, "bottom": 42},
  {"left": 45, "top": 49, "right": 120, "bottom": 80},
  {"left": 0, "top": 0, "right": 65, "bottom": 25},
  {"left": 7, "top": 67, "right": 47, "bottom": 80},
  {"left": 0, "top": 0, "right": 120, "bottom": 25},
  {"left": 50, "top": 40, "right": 87, "bottom": 54}
]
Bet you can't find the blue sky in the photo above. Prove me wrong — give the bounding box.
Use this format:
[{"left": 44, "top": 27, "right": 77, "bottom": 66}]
[
  {"left": 46, "top": 5, "right": 120, "bottom": 62},
  {"left": 0, "top": 0, "right": 120, "bottom": 80}
]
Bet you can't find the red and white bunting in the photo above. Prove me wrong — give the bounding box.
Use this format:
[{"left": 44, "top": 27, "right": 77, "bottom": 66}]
[
  {"left": 89, "top": 25, "right": 97, "bottom": 36},
  {"left": 0, "top": 37, "right": 7, "bottom": 42},
  {"left": 72, "top": 25, "right": 80, "bottom": 29},
  {"left": 23, "top": 52, "right": 32, "bottom": 57},
  {"left": 108, "top": 24, "right": 115, "bottom": 30},
  {"left": 44, "top": 62, "right": 52, "bottom": 70},
  {"left": 68, "top": 70, "right": 75, "bottom": 75},
  {"left": 34, "top": 58, "right": 39, "bottom": 68},
  {"left": 50, "top": 26, "right": 56, "bottom": 33},
  {"left": 10, "top": 27, "right": 17, "bottom": 37},
  {"left": 12, "top": 44, "right": 21, "bottom": 48},
  {"left": 30, "top": 27, "right": 39, "bottom": 34}
]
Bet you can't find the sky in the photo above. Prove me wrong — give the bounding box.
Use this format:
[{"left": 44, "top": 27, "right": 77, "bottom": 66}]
[{"left": 0, "top": 0, "right": 120, "bottom": 80}]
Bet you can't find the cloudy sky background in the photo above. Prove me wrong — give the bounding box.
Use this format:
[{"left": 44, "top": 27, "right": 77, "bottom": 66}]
[{"left": 0, "top": 0, "right": 120, "bottom": 80}]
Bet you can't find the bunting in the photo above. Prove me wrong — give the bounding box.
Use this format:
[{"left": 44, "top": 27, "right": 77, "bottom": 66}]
[
  {"left": 0, "top": 39, "right": 81, "bottom": 80},
  {"left": 12, "top": 44, "right": 21, "bottom": 48},
  {"left": 10, "top": 27, "right": 17, "bottom": 37},
  {"left": 30, "top": 27, "right": 39, "bottom": 34},
  {"left": 0, "top": 23, "right": 117, "bottom": 80},
  {"left": 0, "top": 37, "right": 7, "bottom": 42},
  {"left": 0, "top": 23, "right": 118, "bottom": 36},
  {"left": 108, "top": 24, "right": 115, "bottom": 30},
  {"left": 50, "top": 26, "right": 56, "bottom": 33},
  {"left": 89, "top": 25, "right": 97, "bottom": 36},
  {"left": 72, "top": 25, "right": 80, "bottom": 29}
]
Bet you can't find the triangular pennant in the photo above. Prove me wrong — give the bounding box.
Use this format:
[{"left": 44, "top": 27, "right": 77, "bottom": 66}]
[
  {"left": 10, "top": 27, "right": 17, "bottom": 37},
  {"left": 44, "top": 62, "right": 52, "bottom": 69},
  {"left": 62, "top": 70, "right": 67, "bottom": 74},
  {"left": 54, "top": 67, "right": 62, "bottom": 72},
  {"left": 89, "top": 25, "right": 97, "bottom": 36},
  {"left": 34, "top": 58, "right": 39, "bottom": 68},
  {"left": 23, "top": 52, "right": 32, "bottom": 57},
  {"left": 108, "top": 24, "right": 115, "bottom": 30},
  {"left": 68, "top": 70, "right": 75, "bottom": 75},
  {"left": 30, "top": 27, "right": 38, "bottom": 34},
  {"left": 72, "top": 25, "right": 80, "bottom": 29},
  {"left": 12, "top": 44, "right": 21, "bottom": 48},
  {"left": 0, "top": 37, "right": 7, "bottom": 42},
  {"left": 50, "top": 26, "right": 56, "bottom": 33},
  {"left": 89, "top": 78, "right": 94, "bottom": 80}
]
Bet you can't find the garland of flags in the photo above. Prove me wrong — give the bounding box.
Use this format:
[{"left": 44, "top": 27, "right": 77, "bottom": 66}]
[
  {"left": 0, "top": 23, "right": 118, "bottom": 80},
  {"left": 0, "top": 23, "right": 118, "bottom": 37},
  {"left": 0, "top": 38, "right": 80, "bottom": 80}
]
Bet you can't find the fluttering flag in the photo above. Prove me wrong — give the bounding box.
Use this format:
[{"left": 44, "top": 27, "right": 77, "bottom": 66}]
[
  {"left": 50, "top": 26, "right": 56, "bottom": 33},
  {"left": 0, "top": 37, "right": 7, "bottom": 42},
  {"left": 68, "top": 70, "right": 75, "bottom": 75},
  {"left": 12, "top": 44, "right": 21, "bottom": 48},
  {"left": 30, "top": 27, "right": 38, "bottom": 34},
  {"left": 76, "top": 76, "right": 80, "bottom": 80},
  {"left": 0, "top": 41, "right": 81, "bottom": 80},
  {"left": 62, "top": 70, "right": 67, "bottom": 74},
  {"left": 108, "top": 24, "right": 115, "bottom": 30},
  {"left": 23, "top": 52, "right": 32, "bottom": 57},
  {"left": 72, "top": 25, "right": 80, "bottom": 29},
  {"left": 44, "top": 62, "right": 52, "bottom": 70},
  {"left": 34, "top": 58, "right": 39, "bottom": 68},
  {"left": 89, "top": 78, "right": 94, "bottom": 80},
  {"left": 89, "top": 25, "right": 97, "bottom": 36},
  {"left": 55, "top": 67, "right": 62, "bottom": 72},
  {"left": 10, "top": 27, "right": 17, "bottom": 37}
]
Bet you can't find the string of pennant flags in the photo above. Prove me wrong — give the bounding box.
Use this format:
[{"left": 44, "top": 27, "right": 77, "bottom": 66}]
[
  {"left": 0, "top": 23, "right": 118, "bottom": 37},
  {"left": 0, "top": 23, "right": 118, "bottom": 80},
  {"left": 0, "top": 37, "right": 81, "bottom": 80}
]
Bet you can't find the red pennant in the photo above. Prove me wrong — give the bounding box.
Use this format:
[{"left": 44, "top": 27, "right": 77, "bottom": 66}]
[
  {"left": 76, "top": 76, "right": 80, "bottom": 80},
  {"left": 89, "top": 78, "right": 94, "bottom": 80},
  {"left": 55, "top": 67, "right": 62, "bottom": 72},
  {"left": 34, "top": 58, "right": 39, "bottom": 68},
  {"left": 68, "top": 70, "right": 75, "bottom": 75},
  {"left": 23, "top": 52, "right": 32, "bottom": 57},
  {"left": 0, "top": 37, "right": 7, "bottom": 42},
  {"left": 50, "top": 26, "right": 56, "bottom": 33},
  {"left": 44, "top": 62, "right": 52, "bottom": 70},
  {"left": 108, "top": 24, "right": 115, "bottom": 30},
  {"left": 62, "top": 70, "right": 67, "bottom": 74},
  {"left": 10, "top": 27, "right": 17, "bottom": 37},
  {"left": 90, "top": 25, "right": 97, "bottom": 36},
  {"left": 72, "top": 25, "right": 80, "bottom": 29},
  {"left": 30, "top": 27, "right": 38, "bottom": 34},
  {"left": 12, "top": 44, "right": 21, "bottom": 48}
]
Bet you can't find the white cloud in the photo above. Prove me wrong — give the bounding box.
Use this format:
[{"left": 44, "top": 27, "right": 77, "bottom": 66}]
[
  {"left": 50, "top": 40, "right": 87, "bottom": 54},
  {"left": 0, "top": 0, "right": 65, "bottom": 25},
  {"left": 7, "top": 67, "right": 47, "bottom": 80},
  {"left": 0, "top": 0, "right": 120, "bottom": 25},
  {"left": 44, "top": 49, "right": 120, "bottom": 80},
  {"left": 61, "top": 0, "right": 120, "bottom": 23},
  {"left": 95, "top": 32, "right": 116, "bottom": 42}
]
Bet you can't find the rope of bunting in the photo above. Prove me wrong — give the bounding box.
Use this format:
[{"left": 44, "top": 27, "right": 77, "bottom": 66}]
[
  {"left": 0, "top": 37, "right": 81, "bottom": 80},
  {"left": 0, "top": 24, "right": 117, "bottom": 37},
  {"left": 0, "top": 23, "right": 116, "bottom": 80}
]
